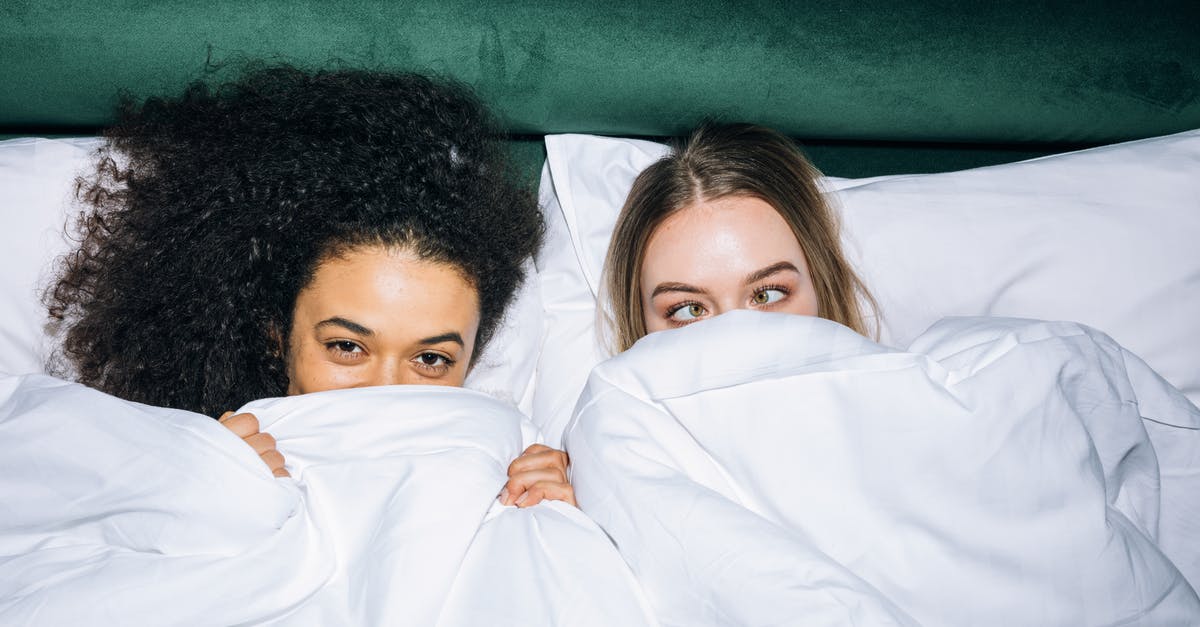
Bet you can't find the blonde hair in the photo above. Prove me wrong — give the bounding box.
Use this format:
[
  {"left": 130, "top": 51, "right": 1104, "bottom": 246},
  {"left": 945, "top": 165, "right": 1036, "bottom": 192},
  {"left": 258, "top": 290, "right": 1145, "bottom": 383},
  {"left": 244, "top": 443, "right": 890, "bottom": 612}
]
[{"left": 602, "top": 122, "right": 877, "bottom": 353}]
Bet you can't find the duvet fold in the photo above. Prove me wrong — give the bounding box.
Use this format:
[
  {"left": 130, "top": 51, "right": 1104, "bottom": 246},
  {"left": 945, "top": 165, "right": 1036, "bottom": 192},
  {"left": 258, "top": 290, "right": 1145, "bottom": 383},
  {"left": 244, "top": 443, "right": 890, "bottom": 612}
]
[
  {"left": 566, "top": 312, "right": 1200, "bottom": 626},
  {"left": 0, "top": 377, "right": 655, "bottom": 626}
]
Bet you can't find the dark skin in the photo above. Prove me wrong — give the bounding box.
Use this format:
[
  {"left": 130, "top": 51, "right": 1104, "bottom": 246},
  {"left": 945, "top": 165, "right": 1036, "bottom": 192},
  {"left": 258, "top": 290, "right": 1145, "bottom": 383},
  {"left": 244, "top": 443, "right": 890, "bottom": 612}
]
[
  {"left": 220, "top": 245, "right": 574, "bottom": 506},
  {"left": 219, "top": 411, "right": 289, "bottom": 478}
]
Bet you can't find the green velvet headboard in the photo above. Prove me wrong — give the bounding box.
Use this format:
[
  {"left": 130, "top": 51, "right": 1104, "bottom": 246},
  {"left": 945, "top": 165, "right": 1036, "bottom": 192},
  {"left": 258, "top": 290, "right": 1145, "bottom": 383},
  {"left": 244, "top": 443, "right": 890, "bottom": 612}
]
[{"left": 3, "top": 1, "right": 1198, "bottom": 178}]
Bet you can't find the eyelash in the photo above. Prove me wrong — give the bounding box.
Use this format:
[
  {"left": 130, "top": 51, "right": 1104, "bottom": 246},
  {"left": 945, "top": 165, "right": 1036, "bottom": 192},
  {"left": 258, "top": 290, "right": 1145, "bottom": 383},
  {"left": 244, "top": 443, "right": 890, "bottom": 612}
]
[
  {"left": 662, "top": 284, "right": 792, "bottom": 325},
  {"left": 753, "top": 284, "right": 791, "bottom": 306},
  {"left": 663, "top": 300, "right": 704, "bottom": 327},
  {"left": 325, "top": 340, "right": 365, "bottom": 360},
  {"left": 664, "top": 300, "right": 698, "bottom": 317},
  {"left": 414, "top": 352, "right": 456, "bottom": 374},
  {"left": 326, "top": 342, "right": 456, "bottom": 374}
]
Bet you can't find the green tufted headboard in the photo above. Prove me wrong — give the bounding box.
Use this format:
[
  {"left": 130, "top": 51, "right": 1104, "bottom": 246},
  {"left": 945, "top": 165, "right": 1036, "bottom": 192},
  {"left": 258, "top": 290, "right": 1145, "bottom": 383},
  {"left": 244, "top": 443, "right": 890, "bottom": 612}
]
[{"left": 2, "top": 1, "right": 1198, "bottom": 178}]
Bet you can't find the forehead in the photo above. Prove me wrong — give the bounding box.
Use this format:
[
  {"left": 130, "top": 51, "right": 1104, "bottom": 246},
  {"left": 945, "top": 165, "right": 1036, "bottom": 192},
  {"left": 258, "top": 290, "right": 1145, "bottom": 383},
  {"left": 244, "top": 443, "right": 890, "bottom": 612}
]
[
  {"left": 641, "top": 195, "right": 806, "bottom": 285},
  {"left": 296, "top": 246, "right": 480, "bottom": 336}
]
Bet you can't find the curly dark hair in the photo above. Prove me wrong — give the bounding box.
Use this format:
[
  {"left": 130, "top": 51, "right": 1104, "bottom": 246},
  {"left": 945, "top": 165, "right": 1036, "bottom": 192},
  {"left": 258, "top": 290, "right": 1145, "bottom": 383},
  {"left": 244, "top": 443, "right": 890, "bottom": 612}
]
[{"left": 47, "top": 65, "right": 543, "bottom": 417}]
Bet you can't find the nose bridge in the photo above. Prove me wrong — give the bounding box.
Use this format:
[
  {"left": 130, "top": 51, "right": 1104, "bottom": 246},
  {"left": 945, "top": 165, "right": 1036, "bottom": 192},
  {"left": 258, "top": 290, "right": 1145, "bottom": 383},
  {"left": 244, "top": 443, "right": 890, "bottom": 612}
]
[
  {"left": 716, "top": 291, "right": 746, "bottom": 316},
  {"left": 371, "top": 353, "right": 408, "bottom": 387}
]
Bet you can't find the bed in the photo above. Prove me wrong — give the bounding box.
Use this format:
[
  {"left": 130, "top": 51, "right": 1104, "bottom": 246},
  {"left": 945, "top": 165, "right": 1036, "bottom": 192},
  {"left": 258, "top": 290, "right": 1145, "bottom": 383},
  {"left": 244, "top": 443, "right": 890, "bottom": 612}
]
[{"left": 3, "top": 2, "right": 1199, "bottom": 625}]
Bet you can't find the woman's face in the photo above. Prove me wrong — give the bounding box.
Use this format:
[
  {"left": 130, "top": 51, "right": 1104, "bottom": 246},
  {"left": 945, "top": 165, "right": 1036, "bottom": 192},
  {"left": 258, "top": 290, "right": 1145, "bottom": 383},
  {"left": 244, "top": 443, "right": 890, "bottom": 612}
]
[
  {"left": 640, "top": 194, "right": 819, "bottom": 334},
  {"left": 286, "top": 245, "right": 480, "bottom": 394}
]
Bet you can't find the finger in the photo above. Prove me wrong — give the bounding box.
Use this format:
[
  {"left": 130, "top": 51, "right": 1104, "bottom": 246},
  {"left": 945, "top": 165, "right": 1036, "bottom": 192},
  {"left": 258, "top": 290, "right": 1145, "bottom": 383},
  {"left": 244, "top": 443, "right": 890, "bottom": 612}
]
[
  {"left": 507, "top": 468, "right": 568, "bottom": 492},
  {"left": 502, "top": 468, "right": 568, "bottom": 505},
  {"left": 515, "top": 481, "right": 576, "bottom": 508},
  {"left": 259, "top": 449, "right": 287, "bottom": 475},
  {"left": 272, "top": 466, "right": 291, "bottom": 478},
  {"left": 243, "top": 431, "right": 278, "bottom": 456},
  {"left": 219, "top": 412, "right": 260, "bottom": 438},
  {"left": 218, "top": 411, "right": 235, "bottom": 422},
  {"left": 518, "top": 445, "right": 572, "bottom": 465},
  {"left": 521, "top": 443, "right": 553, "bottom": 455},
  {"left": 507, "top": 448, "right": 570, "bottom": 476}
]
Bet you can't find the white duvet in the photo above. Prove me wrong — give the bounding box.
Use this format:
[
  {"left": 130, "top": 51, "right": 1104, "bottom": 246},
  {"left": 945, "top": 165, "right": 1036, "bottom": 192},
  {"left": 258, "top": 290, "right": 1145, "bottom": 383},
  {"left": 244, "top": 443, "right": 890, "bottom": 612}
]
[
  {"left": 565, "top": 312, "right": 1200, "bottom": 626},
  {"left": 0, "top": 377, "right": 656, "bottom": 626}
]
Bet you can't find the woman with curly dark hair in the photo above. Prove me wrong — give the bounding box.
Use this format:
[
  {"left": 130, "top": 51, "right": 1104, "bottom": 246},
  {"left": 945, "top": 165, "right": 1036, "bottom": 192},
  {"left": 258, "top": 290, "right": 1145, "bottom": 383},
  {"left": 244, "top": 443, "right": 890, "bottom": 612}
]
[{"left": 48, "top": 65, "right": 572, "bottom": 506}]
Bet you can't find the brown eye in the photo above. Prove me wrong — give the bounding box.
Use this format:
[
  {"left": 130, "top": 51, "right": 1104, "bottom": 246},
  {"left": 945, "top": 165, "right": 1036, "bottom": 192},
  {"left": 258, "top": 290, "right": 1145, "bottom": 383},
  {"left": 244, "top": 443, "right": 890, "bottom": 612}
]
[
  {"left": 325, "top": 340, "right": 364, "bottom": 355},
  {"left": 413, "top": 352, "right": 455, "bottom": 371}
]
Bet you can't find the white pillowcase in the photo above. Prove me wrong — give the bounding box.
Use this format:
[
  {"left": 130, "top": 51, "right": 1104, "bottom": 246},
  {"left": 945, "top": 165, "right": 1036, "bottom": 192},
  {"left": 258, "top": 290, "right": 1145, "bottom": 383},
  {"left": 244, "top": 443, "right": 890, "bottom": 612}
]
[
  {"left": 0, "top": 137, "right": 102, "bottom": 378},
  {"left": 532, "top": 130, "right": 1200, "bottom": 445},
  {"left": 0, "top": 137, "right": 542, "bottom": 414}
]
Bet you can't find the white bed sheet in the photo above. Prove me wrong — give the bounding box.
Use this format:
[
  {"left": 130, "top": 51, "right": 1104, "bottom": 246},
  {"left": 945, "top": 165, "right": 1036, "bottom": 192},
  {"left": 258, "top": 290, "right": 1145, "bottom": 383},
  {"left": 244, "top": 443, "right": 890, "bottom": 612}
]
[
  {"left": 0, "top": 377, "right": 656, "bottom": 626},
  {"left": 566, "top": 312, "right": 1200, "bottom": 626}
]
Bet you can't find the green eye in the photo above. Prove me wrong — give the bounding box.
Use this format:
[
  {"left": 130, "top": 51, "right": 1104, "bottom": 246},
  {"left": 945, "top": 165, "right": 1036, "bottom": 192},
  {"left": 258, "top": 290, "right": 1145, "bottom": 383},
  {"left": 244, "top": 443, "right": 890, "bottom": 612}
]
[
  {"left": 669, "top": 303, "right": 707, "bottom": 322},
  {"left": 752, "top": 288, "right": 786, "bottom": 306}
]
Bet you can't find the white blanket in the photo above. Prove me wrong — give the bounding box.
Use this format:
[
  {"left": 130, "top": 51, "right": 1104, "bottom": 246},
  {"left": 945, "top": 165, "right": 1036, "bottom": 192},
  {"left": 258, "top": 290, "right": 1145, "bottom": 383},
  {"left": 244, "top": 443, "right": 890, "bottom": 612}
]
[
  {"left": 565, "top": 312, "right": 1200, "bottom": 626},
  {"left": 0, "top": 376, "right": 656, "bottom": 626}
]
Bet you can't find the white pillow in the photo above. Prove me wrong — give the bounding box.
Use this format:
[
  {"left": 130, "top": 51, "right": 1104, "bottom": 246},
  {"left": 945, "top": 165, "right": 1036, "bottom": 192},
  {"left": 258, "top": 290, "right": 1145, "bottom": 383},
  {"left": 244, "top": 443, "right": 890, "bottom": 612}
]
[
  {"left": 532, "top": 130, "right": 1200, "bottom": 445},
  {"left": 0, "top": 137, "right": 102, "bottom": 377},
  {"left": 0, "top": 136, "right": 542, "bottom": 414},
  {"left": 463, "top": 258, "right": 543, "bottom": 414}
]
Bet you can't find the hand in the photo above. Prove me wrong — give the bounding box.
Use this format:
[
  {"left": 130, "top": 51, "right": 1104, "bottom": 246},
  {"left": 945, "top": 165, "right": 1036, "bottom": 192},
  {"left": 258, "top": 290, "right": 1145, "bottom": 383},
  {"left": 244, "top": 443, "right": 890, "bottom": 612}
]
[
  {"left": 219, "top": 411, "right": 290, "bottom": 478},
  {"left": 500, "top": 444, "right": 576, "bottom": 508}
]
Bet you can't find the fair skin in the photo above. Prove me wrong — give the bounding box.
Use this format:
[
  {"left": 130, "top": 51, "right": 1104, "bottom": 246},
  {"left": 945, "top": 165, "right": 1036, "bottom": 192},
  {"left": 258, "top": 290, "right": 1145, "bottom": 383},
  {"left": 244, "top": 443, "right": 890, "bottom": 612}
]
[
  {"left": 221, "top": 244, "right": 574, "bottom": 507},
  {"left": 510, "top": 197, "right": 814, "bottom": 508},
  {"left": 641, "top": 195, "right": 819, "bottom": 332},
  {"left": 504, "top": 197, "right": 813, "bottom": 499}
]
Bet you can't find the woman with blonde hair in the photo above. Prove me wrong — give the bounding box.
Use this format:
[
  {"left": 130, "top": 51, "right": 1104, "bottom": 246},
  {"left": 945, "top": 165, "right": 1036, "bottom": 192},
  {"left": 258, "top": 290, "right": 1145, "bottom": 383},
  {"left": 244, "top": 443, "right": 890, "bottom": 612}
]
[
  {"left": 539, "top": 122, "right": 877, "bottom": 507},
  {"left": 602, "top": 122, "right": 876, "bottom": 350},
  {"left": 568, "top": 122, "right": 1200, "bottom": 627}
]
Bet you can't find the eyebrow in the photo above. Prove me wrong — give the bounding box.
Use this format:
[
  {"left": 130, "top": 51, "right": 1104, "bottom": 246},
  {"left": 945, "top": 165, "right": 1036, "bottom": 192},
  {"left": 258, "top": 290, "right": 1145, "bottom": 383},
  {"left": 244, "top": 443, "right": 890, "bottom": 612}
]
[
  {"left": 650, "top": 282, "right": 710, "bottom": 298},
  {"left": 649, "top": 261, "right": 802, "bottom": 299},
  {"left": 315, "top": 319, "right": 465, "bottom": 348},
  {"left": 315, "top": 317, "right": 374, "bottom": 336},
  {"left": 743, "top": 261, "right": 801, "bottom": 285},
  {"left": 418, "top": 332, "right": 465, "bottom": 347}
]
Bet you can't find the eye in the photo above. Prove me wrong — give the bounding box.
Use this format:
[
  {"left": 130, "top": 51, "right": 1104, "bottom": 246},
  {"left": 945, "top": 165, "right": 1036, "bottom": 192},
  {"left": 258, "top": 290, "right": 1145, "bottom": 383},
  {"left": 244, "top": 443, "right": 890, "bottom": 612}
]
[
  {"left": 752, "top": 287, "right": 788, "bottom": 306},
  {"left": 324, "top": 340, "right": 365, "bottom": 360},
  {"left": 413, "top": 352, "right": 455, "bottom": 373},
  {"left": 667, "top": 302, "right": 707, "bottom": 323}
]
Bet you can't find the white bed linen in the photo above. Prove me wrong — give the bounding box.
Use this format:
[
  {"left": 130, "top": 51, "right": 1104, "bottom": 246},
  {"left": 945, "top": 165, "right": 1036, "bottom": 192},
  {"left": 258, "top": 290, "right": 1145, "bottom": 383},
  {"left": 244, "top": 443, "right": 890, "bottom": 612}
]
[
  {"left": 0, "top": 377, "right": 655, "bottom": 626},
  {"left": 565, "top": 312, "right": 1200, "bottom": 626},
  {"left": 534, "top": 129, "right": 1200, "bottom": 449}
]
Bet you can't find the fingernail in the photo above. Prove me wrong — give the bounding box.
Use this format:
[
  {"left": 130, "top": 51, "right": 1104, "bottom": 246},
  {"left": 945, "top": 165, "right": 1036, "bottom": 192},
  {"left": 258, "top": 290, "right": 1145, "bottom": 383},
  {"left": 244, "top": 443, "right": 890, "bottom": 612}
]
[
  {"left": 499, "top": 487, "right": 509, "bottom": 505},
  {"left": 515, "top": 491, "right": 529, "bottom": 507}
]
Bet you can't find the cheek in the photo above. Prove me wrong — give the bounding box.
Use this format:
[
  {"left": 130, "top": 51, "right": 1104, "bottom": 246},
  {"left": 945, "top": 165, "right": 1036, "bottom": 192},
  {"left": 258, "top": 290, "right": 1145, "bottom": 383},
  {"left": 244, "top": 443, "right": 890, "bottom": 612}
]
[
  {"left": 642, "top": 303, "right": 671, "bottom": 334},
  {"left": 640, "top": 297, "right": 659, "bottom": 332},
  {"left": 285, "top": 345, "right": 318, "bottom": 395},
  {"left": 639, "top": 274, "right": 684, "bottom": 338},
  {"left": 286, "top": 342, "right": 354, "bottom": 395},
  {"left": 423, "top": 369, "right": 469, "bottom": 388},
  {"left": 285, "top": 340, "right": 303, "bottom": 395},
  {"left": 782, "top": 285, "right": 820, "bottom": 317}
]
